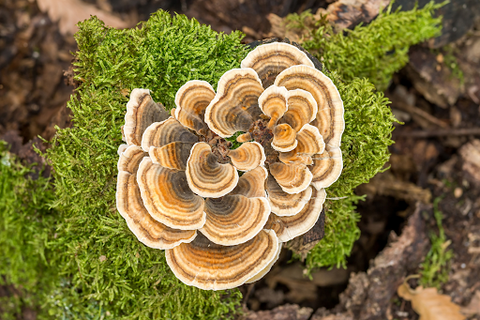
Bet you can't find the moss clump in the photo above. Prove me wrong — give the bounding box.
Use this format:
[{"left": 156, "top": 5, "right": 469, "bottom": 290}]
[
  {"left": 45, "top": 12, "right": 245, "bottom": 320},
  {"left": 0, "top": 142, "right": 57, "bottom": 319},
  {"left": 304, "top": 76, "right": 398, "bottom": 271},
  {"left": 420, "top": 197, "right": 453, "bottom": 289},
  {"left": 285, "top": 1, "right": 443, "bottom": 90}
]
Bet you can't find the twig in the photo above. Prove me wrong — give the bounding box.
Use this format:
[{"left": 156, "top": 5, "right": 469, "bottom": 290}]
[
  {"left": 241, "top": 283, "right": 255, "bottom": 309},
  {"left": 393, "top": 101, "right": 449, "bottom": 129},
  {"left": 396, "top": 127, "right": 480, "bottom": 138}
]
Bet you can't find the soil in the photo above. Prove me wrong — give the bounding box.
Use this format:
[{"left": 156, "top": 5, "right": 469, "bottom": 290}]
[{"left": 1, "top": 0, "right": 480, "bottom": 319}]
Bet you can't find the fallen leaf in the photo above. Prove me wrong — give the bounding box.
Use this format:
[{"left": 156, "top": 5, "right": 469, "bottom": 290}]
[
  {"left": 397, "top": 281, "right": 466, "bottom": 320},
  {"left": 461, "top": 290, "right": 480, "bottom": 316},
  {"left": 37, "top": 0, "right": 131, "bottom": 35}
]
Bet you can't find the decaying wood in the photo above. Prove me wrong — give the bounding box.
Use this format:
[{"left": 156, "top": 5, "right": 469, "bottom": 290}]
[
  {"left": 391, "top": 100, "right": 449, "bottom": 129},
  {"left": 0, "top": 130, "right": 51, "bottom": 179},
  {"left": 406, "top": 46, "right": 462, "bottom": 108},
  {"left": 396, "top": 127, "right": 480, "bottom": 138},
  {"left": 244, "top": 304, "right": 313, "bottom": 320},
  {"left": 310, "top": 204, "right": 429, "bottom": 320},
  {"left": 461, "top": 290, "right": 480, "bottom": 316},
  {"left": 357, "top": 171, "right": 432, "bottom": 204},
  {"left": 37, "top": 0, "right": 132, "bottom": 35},
  {"left": 260, "top": 263, "right": 350, "bottom": 305}
]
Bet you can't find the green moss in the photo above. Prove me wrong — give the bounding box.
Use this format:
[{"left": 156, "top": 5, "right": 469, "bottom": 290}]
[
  {"left": 303, "top": 75, "right": 398, "bottom": 271},
  {"left": 420, "top": 197, "right": 453, "bottom": 289},
  {"left": 285, "top": 1, "right": 444, "bottom": 90},
  {"left": 45, "top": 12, "right": 245, "bottom": 320},
  {"left": 0, "top": 141, "right": 57, "bottom": 319}
]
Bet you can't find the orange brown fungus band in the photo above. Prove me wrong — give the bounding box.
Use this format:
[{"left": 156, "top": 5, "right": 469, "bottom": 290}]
[
  {"left": 165, "top": 230, "right": 279, "bottom": 291},
  {"left": 204, "top": 68, "right": 264, "bottom": 138},
  {"left": 283, "top": 89, "right": 318, "bottom": 131},
  {"left": 265, "top": 187, "right": 326, "bottom": 242},
  {"left": 274, "top": 65, "right": 344, "bottom": 149},
  {"left": 269, "top": 161, "right": 312, "bottom": 194},
  {"left": 241, "top": 42, "right": 315, "bottom": 88},
  {"left": 116, "top": 41, "right": 344, "bottom": 290},
  {"left": 137, "top": 157, "right": 206, "bottom": 230},
  {"left": 258, "top": 85, "right": 288, "bottom": 129},
  {"left": 123, "top": 89, "right": 170, "bottom": 146},
  {"left": 279, "top": 124, "right": 325, "bottom": 166},
  {"left": 200, "top": 194, "right": 270, "bottom": 246},
  {"left": 266, "top": 176, "right": 312, "bottom": 216},
  {"left": 149, "top": 142, "right": 193, "bottom": 171},
  {"left": 186, "top": 142, "right": 239, "bottom": 198},
  {"left": 116, "top": 145, "right": 196, "bottom": 249},
  {"left": 272, "top": 123, "right": 297, "bottom": 152},
  {"left": 227, "top": 142, "right": 266, "bottom": 172},
  {"left": 174, "top": 80, "right": 215, "bottom": 135},
  {"left": 230, "top": 166, "right": 268, "bottom": 198},
  {"left": 141, "top": 117, "right": 198, "bottom": 151},
  {"left": 309, "top": 147, "right": 343, "bottom": 189}
]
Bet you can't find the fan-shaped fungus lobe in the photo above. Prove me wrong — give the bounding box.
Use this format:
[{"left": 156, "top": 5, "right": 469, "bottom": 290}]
[{"left": 117, "top": 40, "right": 346, "bottom": 291}]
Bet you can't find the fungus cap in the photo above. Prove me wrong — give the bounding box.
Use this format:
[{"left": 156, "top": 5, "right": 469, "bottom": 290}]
[
  {"left": 228, "top": 141, "right": 266, "bottom": 172},
  {"left": 137, "top": 157, "right": 206, "bottom": 230},
  {"left": 141, "top": 117, "right": 198, "bottom": 152},
  {"left": 309, "top": 147, "right": 343, "bottom": 189},
  {"left": 165, "top": 230, "right": 279, "bottom": 290},
  {"left": 236, "top": 132, "right": 253, "bottom": 143},
  {"left": 241, "top": 42, "right": 315, "bottom": 88},
  {"left": 186, "top": 142, "right": 239, "bottom": 198},
  {"left": 278, "top": 124, "right": 325, "bottom": 165},
  {"left": 200, "top": 195, "right": 270, "bottom": 246},
  {"left": 117, "top": 143, "right": 128, "bottom": 156},
  {"left": 283, "top": 89, "right": 318, "bottom": 132},
  {"left": 204, "top": 68, "right": 264, "bottom": 138},
  {"left": 174, "top": 80, "right": 215, "bottom": 135},
  {"left": 271, "top": 123, "right": 298, "bottom": 152},
  {"left": 266, "top": 176, "right": 312, "bottom": 216},
  {"left": 116, "top": 145, "right": 196, "bottom": 249},
  {"left": 230, "top": 166, "right": 268, "bottom": 198},
  {"left": 269, "top": 162, "right": 313, "bottom": 194},
  {"left": 265, "top": 187, "right": 326, "bottom": 242},
  {"left": 246, "top": 242, "right": 283, "bottom": 284},
  {"left": 123, "top": 89, "right": 169, "bottom": 146},
  {"left": 258, "top": 85, "right": 289, "bottom": 128},
  {"left": 148, "top": 142, "right": 193, "bottom": 171},
  {"left": 274, "top": 65, "right": 344, "bottom": 148}
]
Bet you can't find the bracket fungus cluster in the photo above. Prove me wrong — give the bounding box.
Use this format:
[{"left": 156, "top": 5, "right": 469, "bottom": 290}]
[{"left": 116, "top": 42, "right": 344, "bottom": 290}]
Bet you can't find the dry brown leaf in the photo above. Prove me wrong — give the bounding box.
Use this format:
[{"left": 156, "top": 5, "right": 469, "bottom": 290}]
[
  {"left": 461, "top": 290, "right": 480, "bottom": 316},
  {"left": 397, "top": 281, "right": 466, "bottom": 320},
  {"left": 37, "top": 0, "right": 131, "bottom": 35}
]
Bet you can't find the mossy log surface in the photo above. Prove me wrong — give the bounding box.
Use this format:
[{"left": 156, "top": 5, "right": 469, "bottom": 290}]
[{"left": 0, "top": 3, "right": 444, "bottom": 318}]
